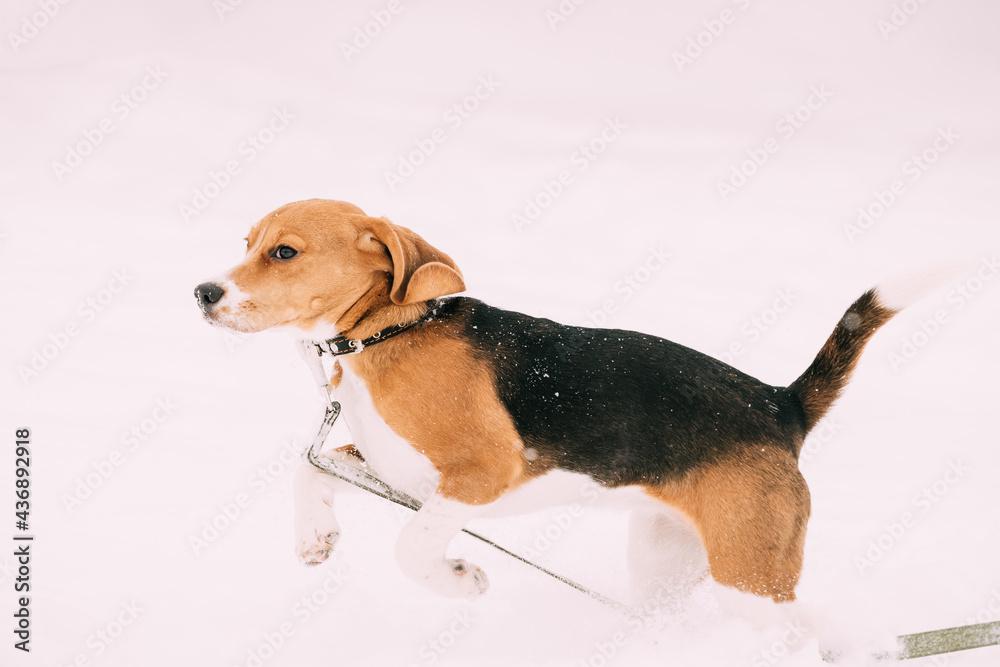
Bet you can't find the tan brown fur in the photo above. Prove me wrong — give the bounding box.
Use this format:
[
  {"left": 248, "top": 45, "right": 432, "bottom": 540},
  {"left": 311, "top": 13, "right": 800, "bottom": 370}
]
[
  {"left": 344, "top": 323, "right": 530, "bottom": 505},
  {"left": 790, "top": 290, "right": 898, "bottom": 433},
  {"left": 217, "top": 199, "right": 464, "bottom": 335},
  {"left": 334, "top": 273, "right": 432, "bottom": 341},
  {"left": 328, "top": 360, "right": 343, "bottom": 389},
  {"left": 204, "top": 198, "right": 834, "bottom": 602},
  {"left": 214, "top": 199, "right": 522, "bottom": 505},
  {"left": 647, "top": 446, "right": 810, "bottom": 602},
  {"left": 333, "top": 444, "right": 364, "bottom": 464}
]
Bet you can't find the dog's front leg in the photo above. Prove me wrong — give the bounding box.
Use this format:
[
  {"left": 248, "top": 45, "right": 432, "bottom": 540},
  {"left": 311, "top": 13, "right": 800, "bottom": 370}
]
[
  {"left": 394, "top": 493, "right": 488, "bottom": 598},
  {"left": 293, "top": 445, "right": 365, "bottom": 566}
]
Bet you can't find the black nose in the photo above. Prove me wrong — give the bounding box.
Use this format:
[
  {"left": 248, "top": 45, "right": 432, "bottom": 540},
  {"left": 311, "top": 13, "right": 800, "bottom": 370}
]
[{"left": 195, "top": 282, "right": 225, "bottom": 310}]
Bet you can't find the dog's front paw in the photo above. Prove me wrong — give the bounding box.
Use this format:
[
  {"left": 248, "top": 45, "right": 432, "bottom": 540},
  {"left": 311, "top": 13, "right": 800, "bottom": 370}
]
[
  {"left": 296, "top": 530, "right": 339, "bottom": 567},
  {"left": 447, "top": 559, "right": 489, "bottom": 598}
]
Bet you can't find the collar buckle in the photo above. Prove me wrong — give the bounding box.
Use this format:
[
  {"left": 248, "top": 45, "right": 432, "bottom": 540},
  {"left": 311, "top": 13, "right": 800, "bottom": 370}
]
[{"left": 313, "top": 306, "right": 436, "bottom": 358}]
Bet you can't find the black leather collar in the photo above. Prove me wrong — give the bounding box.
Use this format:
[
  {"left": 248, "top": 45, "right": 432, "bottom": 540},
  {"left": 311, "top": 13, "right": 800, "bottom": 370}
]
[{"left": 312, "top": 309, "right": 434, "bottom": 357}]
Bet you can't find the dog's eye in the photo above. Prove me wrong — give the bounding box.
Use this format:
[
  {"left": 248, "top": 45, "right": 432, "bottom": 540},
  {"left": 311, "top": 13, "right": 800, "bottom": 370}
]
[{"left": 271, "top": 245, "right": 298, "bottom": 261}]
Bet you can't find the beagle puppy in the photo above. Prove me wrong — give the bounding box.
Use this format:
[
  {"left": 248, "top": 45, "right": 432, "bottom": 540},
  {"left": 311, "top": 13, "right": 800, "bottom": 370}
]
[{"left": 195, "top": 198, "right": 916, "bottom": 603}]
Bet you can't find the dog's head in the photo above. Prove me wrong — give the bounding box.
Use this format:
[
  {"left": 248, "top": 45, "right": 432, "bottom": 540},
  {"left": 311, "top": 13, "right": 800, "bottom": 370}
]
[{"left": 194, "top": 199, "right": 465, "bottom": 336}]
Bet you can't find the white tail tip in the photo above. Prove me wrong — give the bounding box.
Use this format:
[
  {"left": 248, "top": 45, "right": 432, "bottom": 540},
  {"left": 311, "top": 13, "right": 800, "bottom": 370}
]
[{"left": 875, "top": 261, "right": 973, "bottom": 311}]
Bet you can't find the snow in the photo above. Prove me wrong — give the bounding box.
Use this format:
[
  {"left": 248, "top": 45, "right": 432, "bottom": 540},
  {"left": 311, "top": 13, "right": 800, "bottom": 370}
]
[
  {"left": 876, "top": 263, "right": 976, "bottom": 312},
  {"left": 2, "top": 0, "right": 1000, "bottom": 665}
]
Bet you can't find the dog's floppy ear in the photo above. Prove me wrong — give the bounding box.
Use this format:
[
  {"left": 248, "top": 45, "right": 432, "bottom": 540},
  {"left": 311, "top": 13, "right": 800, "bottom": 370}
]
[{"left": 363, "top": 217, "right": 466, "bottom": 305}]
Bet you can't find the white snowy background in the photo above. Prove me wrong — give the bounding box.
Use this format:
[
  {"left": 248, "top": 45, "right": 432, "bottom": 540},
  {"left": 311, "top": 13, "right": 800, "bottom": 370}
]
[{"left": 2, "top": 0, "right": 999, "bottom": 665}]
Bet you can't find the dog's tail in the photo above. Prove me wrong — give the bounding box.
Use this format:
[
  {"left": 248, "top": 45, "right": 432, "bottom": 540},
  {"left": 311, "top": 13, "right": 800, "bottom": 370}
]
[{"left": 788, "top": 263, "right": 967, "bottom": 433}]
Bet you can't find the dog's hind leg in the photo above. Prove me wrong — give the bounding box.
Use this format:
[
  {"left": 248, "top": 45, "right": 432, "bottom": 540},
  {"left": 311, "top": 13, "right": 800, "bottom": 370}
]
[
  {"left": 626, "top": 507, "right": 708, "bottom": 609},
  {"left": 652, "top": 450, "right": 810, "bottom": 603}
]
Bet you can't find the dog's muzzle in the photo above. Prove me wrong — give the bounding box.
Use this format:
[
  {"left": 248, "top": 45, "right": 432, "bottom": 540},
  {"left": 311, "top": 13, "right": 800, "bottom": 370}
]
[{"left": 194, "top": 282, "right": 225, "bottom": 313}]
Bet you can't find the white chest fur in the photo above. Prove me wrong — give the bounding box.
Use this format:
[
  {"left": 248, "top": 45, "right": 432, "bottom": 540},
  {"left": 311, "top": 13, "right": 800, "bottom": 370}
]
[
  {"left": 331, "top": 359, "right": 669, "bottom": 519},
  {"left": 322, "top": 352, "right": 678, "bottom": 528},
  {"left": 334, "top": 361, "right": 440, "bottom": 502}
]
